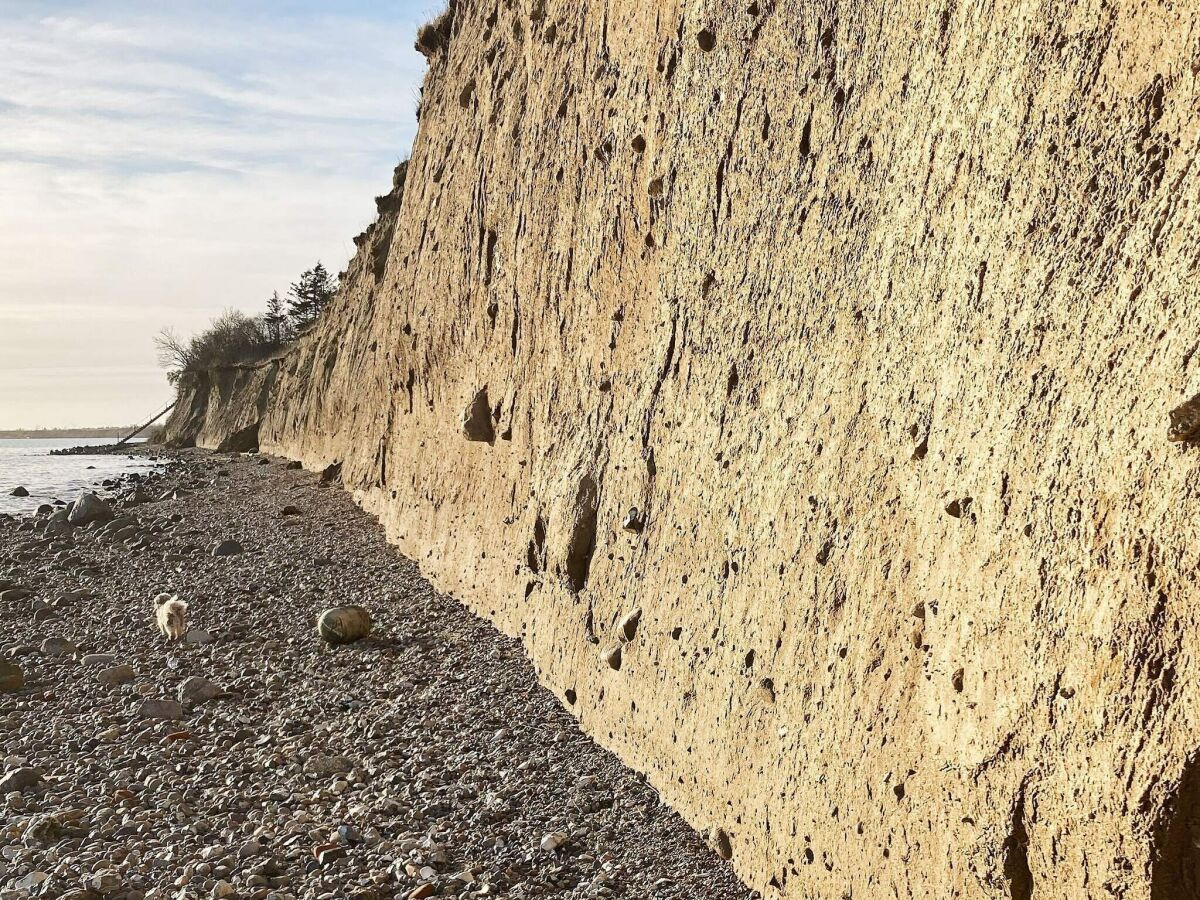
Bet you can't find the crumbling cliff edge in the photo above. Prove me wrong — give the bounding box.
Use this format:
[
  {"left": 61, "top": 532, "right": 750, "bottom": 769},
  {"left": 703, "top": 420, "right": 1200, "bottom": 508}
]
[{"left": 163, "top": 1, "right": 1200, "bottom": 896}]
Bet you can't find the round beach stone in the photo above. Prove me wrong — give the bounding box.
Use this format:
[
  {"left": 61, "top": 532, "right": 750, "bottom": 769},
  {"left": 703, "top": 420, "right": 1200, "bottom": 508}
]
[
  {"left": 68, "top": 492, "right": 114, "bottom": 526},
  {"left": 316, "top": 606, "right": 373, "bottom": 645}
]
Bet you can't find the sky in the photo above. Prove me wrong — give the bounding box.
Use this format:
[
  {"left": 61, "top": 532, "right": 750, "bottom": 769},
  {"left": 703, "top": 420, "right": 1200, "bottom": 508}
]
[{"left": 0, "top": 0, "right": 434, "bottom": 429}]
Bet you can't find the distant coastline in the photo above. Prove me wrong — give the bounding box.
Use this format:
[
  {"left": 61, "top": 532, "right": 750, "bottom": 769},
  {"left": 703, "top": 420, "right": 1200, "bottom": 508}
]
[{"left": 0, "top": 427, "right": 136, "bottom": 440}]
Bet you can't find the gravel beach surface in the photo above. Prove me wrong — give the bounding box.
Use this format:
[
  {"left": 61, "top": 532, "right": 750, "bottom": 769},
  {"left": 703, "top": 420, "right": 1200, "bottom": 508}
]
[{"left": 0, "top": 450, "right": 754, "bottom": 900}]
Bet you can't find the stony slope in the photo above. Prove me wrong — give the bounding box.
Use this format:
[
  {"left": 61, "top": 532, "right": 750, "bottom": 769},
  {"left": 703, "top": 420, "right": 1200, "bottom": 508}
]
[{"left": 164, "top": 0, "right": 1200, "bottom": 896}]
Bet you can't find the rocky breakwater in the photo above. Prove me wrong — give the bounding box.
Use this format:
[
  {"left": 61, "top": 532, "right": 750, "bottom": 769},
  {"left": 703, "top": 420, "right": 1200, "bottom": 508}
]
[{"left": 0, "top": 450, "right": 748, "bottom": 899}]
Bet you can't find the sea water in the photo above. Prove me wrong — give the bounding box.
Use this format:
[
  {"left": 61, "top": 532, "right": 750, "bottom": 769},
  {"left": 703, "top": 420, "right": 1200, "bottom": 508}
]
[{"left": 0, "top": 439, "right": 159, "bottom": 515}]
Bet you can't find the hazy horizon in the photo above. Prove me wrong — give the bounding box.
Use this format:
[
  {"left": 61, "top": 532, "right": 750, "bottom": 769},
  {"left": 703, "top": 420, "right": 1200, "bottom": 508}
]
[{"left": 0, "top": 0, "right": 431, "bottom": 429}]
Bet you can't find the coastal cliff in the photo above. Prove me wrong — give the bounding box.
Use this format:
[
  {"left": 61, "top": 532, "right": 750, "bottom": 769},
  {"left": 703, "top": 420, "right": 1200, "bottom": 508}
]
[{"left": 162, "top": 0, "right": 1200, "bottom": 896}]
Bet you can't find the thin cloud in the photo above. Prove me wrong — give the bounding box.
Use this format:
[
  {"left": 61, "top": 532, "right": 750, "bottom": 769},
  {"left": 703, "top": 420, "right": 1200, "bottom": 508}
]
[{"left": 0, "top": 1, "right": 429, "bottom": 428}]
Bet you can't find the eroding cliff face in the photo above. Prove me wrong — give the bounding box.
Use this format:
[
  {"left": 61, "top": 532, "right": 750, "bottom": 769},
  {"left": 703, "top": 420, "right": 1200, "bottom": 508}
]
[
  {"left": 162, "top": 363, "right": 276, "bottom": 452},
  {"left": 165, "top": 1, "right": 1200, "bottom": 896}
]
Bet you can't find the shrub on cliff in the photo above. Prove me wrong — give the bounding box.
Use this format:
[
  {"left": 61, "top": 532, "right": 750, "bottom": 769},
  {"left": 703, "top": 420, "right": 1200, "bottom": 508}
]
[{"left": 156, "top": 310, "right": 285, "bottom": 382}]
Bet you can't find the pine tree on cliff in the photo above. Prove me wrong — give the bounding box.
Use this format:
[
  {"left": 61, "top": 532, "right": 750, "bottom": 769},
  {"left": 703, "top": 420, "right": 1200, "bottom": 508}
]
[
  {"left": 287, "top": 263, "right": 337, "bottom": 329},
  {"left": 263, "top": 291, "right": 291, "bottom": 344}
]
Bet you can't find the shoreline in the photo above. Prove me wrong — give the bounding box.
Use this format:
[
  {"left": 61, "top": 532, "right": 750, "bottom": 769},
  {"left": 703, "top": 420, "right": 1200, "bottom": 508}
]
[{"left": 0, "top": 448, "right": 750, "bottom": 900}]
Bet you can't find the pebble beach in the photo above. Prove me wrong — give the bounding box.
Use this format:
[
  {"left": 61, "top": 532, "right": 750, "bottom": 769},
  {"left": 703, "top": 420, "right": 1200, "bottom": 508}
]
[{"left": 0, "top": 450, "right": 753, "bottom": 900}]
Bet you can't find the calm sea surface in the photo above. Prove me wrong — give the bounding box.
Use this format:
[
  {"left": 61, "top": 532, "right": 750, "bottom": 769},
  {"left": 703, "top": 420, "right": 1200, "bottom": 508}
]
[{"left": 0, "top": 439, "right": 159, "bottom": 515}]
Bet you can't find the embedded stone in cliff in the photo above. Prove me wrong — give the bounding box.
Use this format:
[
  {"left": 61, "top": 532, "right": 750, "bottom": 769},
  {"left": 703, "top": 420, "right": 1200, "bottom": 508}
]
[
  {"left": 708, "top": 827, "right": 733, "bottom": 860},
  {"left": 1168, "top": 392, "right": 1200, "bottom": 443},
  {"left": 563, "top": 476, "right": 599, "bottom": 593},
  {"left": 462, "top": 388, "right": 495, "bottom": 443},
  {"left": 618, "top": 607, "right": 642, "bottom": 643},
  {"left": 697, "top": 28, "right": 717, "bottom": 52},
  {"left": 602, "top": 643, "right": 623, "bottom": 671}
]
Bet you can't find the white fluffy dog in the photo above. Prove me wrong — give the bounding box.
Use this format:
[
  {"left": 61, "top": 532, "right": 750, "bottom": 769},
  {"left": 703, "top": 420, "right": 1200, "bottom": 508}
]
[{"left": 154, "top": 593, "right": 188, "bottom": 641}]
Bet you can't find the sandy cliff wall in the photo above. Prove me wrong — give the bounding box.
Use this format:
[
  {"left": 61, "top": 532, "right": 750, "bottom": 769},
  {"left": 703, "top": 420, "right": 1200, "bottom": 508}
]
[
  {"left": 163, "top": 363, "right": 277, "bottom": 452},
  {"left": 169, "top": 1, "right": 1200, "bottom": 896}
]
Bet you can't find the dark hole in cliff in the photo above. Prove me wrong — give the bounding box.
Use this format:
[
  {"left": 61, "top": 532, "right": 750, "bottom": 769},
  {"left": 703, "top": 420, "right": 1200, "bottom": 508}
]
[
  {"left": 1004, "top": 794, "right": 1034, "bottom": 900},
  {"left": 1151, "top": 753, "right": 1200, "bottom": 899},
  {"left": 372, "top": 225, "right": 396, "bottom": 284},
  {"left": 459, "top": 79, "right": 476, "bottom": 109},
  {"left": 564, "top": 476, "right": 600, "bottom": 594},
  {"left": 564, "top": 688, "right": 577, "bottom": 705},
  {"left": 632, "top": 135, "right": 646, "bottom": 153},
  {"left": 946, "top": 498, "right": 965, "bottom": 518},
  {"left": 799, "top": 114, "right": 813, "bottom": 156},
  {"left": 484, "top": 229, "right": 498, "bottom": 284},
  {"left": 620, "top": 608, "right": 641, "bottom": 642},
  {"left": 217, "top": 422, "right": 260, "bottom": 454},
  {"left": 462, "top": 388, "right": 495, "bottom": 443},
  {"left": 528, "top": 516, "right": 546, "bottom": 573},
  {"left": 697, "top": 28, "right": 716, "bottom": 52}
]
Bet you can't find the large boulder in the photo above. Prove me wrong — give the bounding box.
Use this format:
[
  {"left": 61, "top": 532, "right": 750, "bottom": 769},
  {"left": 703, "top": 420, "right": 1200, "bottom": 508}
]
[
  {"left": 316, "top": 606, "right": 373, "bottom": 646},
  {"left": 68, "top": 492, "right": 114, "bottom": 526},
  {"left": 0, "top": 767, "right": 42, "bottom": 793},
  {"left": 178, "top": 676, "right": 224, "bottom": 704},
  {"left": 10, "top": 486, "right": 29, "bottom": 497},
  {"left": 137, "top": 698, "right": 184, "bottom": 720}
]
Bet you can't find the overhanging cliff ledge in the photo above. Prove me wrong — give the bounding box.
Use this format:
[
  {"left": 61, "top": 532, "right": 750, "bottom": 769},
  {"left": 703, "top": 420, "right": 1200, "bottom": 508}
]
[{"left": 162, "top": 0, "right": 1200, "bottom": 896}]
